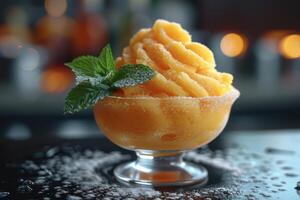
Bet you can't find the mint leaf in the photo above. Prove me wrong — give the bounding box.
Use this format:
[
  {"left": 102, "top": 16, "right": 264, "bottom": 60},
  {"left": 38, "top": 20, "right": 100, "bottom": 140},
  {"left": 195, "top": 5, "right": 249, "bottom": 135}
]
[
  {"left": 112, "top": 64, "right": 155, "bottom": 88},
  {"left": 64, "top": 82, "right": 111, "bottom": 114},
  {"left": 98, "top": 44, "right": 115, "bottom": 72},
  {"left": 64, "top": 44, "right": 156, "bottom": 114},
  {"left": 65, "top": 56, "right": 106, "bottom": 77},
  {"left": 75, "top": 75, "right": 108, "bottom": 86}
]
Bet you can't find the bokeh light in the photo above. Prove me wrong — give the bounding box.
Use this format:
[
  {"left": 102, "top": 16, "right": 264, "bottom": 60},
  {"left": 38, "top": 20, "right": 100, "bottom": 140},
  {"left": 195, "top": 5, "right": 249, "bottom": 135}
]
[
  {"left": 35, "top": 16, "right": 74, "bottom": 43},
  {"left": 71, "top": 14, "right": 107, "bottom": 55},
  {"left": 35, "top": 16, "right": 75, "bottom": 45},
  {"left": 45, "top": 0, "right": 67, "bottom": 18},
  {"left": 220, "top": 33, "right": 247, "bottom": 57},
  {"left": 0, "top": 35, "right": 22, "bottom": 58},
  {"left": 41, "top": 65, "right": 74, "bottom": 93},
  {"left": 17, "top": 47, "right": 40, "bottom": 71},
  {"left": 279, "top": 34, "right": 300, "bottom": 59},
  {"left": 83, "top": 0, "right": 105, "bottom": 11}
]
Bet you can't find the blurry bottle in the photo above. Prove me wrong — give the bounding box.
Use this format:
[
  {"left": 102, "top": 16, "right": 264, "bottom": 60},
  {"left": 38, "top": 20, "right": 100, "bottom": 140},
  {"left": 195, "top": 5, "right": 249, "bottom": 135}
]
[
  {"left": 5, "top": 6, "right": 31, "bottom": 44},
  {"left": 291, "top": 60, "right": 300, "bottom": 80},
  {"left": 278, "top": 33, "right": 300, "bottom": 90},
  {"left": 128, "top": 0, "right": 151, "bottom": 32},
  {"left": 105, "top": 0, "right": 131, "bottom": 54},
  {"left": 255, "top": 37, "right": 281, "bottom": 91},
  {"left": 35, "top": 2, "right": 75, "bottom": 63},
  {"left": 153, "top": 0, "right": 195, "bottom": 30},
  {"left": 13, "top": 45, "right": 48, "bottom": 96},
  {"left": 70, "top": 0, "right": 107, "bottom": 56},
  {"left": 0, "top": 6, "right": 31, "bottom": 84},
  {"left": 33, "top": 0, "right": 76, "bottom": 97}
]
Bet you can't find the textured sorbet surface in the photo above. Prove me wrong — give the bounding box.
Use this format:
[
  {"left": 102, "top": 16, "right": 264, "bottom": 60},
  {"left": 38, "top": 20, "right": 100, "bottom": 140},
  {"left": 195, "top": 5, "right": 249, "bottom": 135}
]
[{"left": 115, "top": 19, "right": 233, "bottom": 97}]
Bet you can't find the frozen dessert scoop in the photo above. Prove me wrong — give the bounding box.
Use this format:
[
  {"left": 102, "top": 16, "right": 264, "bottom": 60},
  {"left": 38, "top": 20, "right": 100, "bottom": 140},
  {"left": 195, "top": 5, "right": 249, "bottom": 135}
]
[{"left": 115, "top": 19, "right": 233, "bottom": 97}]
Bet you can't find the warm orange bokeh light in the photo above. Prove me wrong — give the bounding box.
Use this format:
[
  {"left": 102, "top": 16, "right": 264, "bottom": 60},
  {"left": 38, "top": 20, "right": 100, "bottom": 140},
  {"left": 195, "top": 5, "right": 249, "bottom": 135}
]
[
  {"left": 35, "top": 16, "right": 75, "bottom": 43},
  {"left": 279, "top": 34, "right": 300, "bottom": 59},
  {"left": 45, "top": 0, "right": 67, "bottom": 18},
  {"left": 220, "top": 33, "right": 247, "bottom": 57},
  {"left": 0, "top": 35, "right": 22, "bottom": 58},
  {"left": 41, "top": 66, "right": 74, "bottom": 93}
]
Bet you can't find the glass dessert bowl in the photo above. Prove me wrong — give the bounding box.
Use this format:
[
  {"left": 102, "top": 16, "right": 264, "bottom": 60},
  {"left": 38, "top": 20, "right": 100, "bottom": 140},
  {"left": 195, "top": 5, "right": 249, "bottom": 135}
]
[{"left": 93, "top": 87, "right": 239, "bottom": 186}]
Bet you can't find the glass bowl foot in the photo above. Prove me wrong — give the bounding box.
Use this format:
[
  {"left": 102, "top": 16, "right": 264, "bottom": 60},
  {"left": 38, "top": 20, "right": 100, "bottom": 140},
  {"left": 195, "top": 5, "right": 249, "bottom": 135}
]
[{"left": 114, "top": 150, "right": 208, "bottom": 187}]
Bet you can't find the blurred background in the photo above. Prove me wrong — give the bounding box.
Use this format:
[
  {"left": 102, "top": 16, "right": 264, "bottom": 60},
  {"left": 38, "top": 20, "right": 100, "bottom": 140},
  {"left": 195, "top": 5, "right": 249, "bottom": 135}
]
[{"left": 1, "top": 0, "right": 300, "bottom": 141}]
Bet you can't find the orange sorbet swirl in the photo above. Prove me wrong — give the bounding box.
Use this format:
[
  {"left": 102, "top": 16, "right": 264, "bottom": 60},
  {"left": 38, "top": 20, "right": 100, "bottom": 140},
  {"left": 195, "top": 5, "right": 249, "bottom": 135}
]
[{"left": 115, "top": 19, "right": 233, "bottom": 97}]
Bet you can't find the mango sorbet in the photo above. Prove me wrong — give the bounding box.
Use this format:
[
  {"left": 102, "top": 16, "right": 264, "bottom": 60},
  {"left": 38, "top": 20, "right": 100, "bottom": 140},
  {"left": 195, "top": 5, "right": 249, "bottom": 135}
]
[
  {"left": 94, "top": 20, "right": 239, "bottom": 151},
  {"left": 115, "top": 19, "right": 233, "bottom": 97}
]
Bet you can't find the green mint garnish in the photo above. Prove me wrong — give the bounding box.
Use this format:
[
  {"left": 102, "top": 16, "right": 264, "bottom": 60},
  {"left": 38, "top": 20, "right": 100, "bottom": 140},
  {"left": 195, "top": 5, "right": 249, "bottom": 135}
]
[
  {"left": 98, "top": 44, "right": 115, "bottom": 72},
  {"left": 64, "top": 44, "right": 155, "bottom": 114},
  {"left": 112, "top": 64, "right": 155, "bottom": 88},
  {"left": 64, "top": 82, "right": 111, "bottom": 114},
  {"left": 65, "top": 55, "right": 106, "bottom": 77}
]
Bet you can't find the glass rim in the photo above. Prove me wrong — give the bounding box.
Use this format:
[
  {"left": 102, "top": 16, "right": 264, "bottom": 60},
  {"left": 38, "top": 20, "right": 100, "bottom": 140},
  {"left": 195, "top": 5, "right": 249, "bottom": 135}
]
[{"left": 104, "top": 87, "right": 240, "bottom": 101}]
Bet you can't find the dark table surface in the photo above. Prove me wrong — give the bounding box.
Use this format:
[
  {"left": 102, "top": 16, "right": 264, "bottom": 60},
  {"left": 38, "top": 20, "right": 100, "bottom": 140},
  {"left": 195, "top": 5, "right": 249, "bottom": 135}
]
[{"left": 0, "top": 129, "right": 300, "bottom": 200}]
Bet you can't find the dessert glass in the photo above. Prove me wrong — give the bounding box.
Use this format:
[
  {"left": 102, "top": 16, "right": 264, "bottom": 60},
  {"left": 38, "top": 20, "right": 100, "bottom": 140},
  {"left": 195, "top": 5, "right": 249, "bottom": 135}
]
[{"left": 93, "top": 88, "right": 239, "bottom": 186}]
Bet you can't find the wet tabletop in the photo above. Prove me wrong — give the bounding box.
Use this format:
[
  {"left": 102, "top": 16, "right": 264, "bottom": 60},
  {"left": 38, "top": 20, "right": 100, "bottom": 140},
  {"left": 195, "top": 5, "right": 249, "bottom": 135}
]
[{"left": 0, "top": 130, "right": 300, "bottom": 200}]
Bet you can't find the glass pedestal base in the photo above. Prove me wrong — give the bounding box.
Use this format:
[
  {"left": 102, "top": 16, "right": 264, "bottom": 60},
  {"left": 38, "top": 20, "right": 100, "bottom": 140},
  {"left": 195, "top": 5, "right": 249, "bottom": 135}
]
[{"left": 114, "top": 150, "right": 208, "bottom": 187}]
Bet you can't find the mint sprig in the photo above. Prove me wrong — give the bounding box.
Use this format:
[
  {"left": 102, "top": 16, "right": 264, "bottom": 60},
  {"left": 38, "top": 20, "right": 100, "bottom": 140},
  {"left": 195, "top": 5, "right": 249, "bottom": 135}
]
[{"left": 64, "top": 44, "right": 155, "bottom": 114}]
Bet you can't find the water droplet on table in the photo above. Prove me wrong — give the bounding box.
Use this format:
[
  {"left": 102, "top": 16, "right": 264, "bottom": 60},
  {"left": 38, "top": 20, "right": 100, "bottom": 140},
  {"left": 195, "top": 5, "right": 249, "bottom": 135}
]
[{"left": 295, "top": 181, "right": 300, "bottom": 190}]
